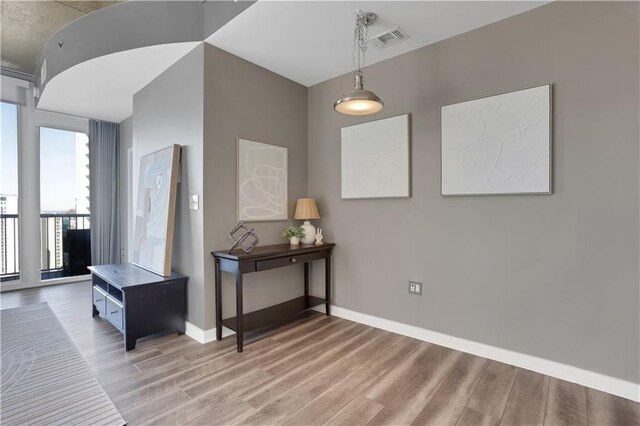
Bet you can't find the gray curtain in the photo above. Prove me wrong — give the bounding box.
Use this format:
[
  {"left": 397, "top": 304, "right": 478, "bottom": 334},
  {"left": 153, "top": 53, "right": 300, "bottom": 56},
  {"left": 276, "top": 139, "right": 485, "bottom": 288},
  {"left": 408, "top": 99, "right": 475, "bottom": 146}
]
[{"left": 89, "top": 120, "right": 120, "bottom": 265}]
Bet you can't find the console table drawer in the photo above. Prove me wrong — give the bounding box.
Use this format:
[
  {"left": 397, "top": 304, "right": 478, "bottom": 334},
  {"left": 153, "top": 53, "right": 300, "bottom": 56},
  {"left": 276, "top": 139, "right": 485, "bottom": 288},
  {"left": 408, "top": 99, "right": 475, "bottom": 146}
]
[
  {"left": 106, "top": 297, "right": 124, "bottom": 332},
  {"left": 256, "top": 251, "right": 325, "bottom": 271},
  {"left": 93, "top": 286, "right": 107, "bottom": 316}
]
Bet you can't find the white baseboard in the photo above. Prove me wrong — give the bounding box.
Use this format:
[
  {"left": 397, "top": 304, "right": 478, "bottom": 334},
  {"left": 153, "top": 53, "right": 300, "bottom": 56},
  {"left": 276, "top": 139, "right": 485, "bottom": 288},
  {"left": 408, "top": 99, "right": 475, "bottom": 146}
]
[
  {"left": 185, "top": 321, "right": 235, "bottom": 344},
  {"left": 314, "top": 305, "right": 639, "bottom": 402},
  {"left": 1, "top": 275, "right": 91, "bottom": 293}
]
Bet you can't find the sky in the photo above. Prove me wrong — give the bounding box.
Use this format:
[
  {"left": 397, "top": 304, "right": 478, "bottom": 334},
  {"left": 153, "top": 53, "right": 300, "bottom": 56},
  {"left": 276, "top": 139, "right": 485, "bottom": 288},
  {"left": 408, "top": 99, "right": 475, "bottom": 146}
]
[
  {"left": 1, "top": 102, "right": 83, "bottom": 213},
  {"left": 40, "top": 127, "right": 78, "bottom": 212},
  {"left": 1, "top": 103, "right": 18, "bottom": 196}
]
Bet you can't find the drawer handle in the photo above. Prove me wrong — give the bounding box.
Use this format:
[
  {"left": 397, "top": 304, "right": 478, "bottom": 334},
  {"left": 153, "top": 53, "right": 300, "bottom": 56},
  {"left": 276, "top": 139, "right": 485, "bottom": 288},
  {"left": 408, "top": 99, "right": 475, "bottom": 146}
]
[
  {"left": 110, "top": 310, "right": 119, "bottom": 315},
  {"left": 290, "top": 258, "right": 297, "bottom": 263},
  {"left": 95, "top": 298, "right": 103, "bottom": 302}
]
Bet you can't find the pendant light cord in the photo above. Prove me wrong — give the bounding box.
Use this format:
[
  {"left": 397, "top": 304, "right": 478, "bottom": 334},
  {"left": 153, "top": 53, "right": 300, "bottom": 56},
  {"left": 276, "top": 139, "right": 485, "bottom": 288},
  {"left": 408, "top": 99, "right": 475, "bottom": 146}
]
[{"left": 352, "top": 10, "right": 370, "bottom": 78}]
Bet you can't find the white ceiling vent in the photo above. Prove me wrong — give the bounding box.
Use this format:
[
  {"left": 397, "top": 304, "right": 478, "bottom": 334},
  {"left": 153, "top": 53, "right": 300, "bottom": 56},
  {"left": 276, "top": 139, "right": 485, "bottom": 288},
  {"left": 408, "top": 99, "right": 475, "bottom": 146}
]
[{"left": 370, "top": 27, "right": 409, "bottom": 49}]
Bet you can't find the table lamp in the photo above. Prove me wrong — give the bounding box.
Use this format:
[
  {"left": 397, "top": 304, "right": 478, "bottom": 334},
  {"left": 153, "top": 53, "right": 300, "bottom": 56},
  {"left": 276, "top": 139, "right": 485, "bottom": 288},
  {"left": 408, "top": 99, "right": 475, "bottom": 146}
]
[{"left": 294, "top": 198, "right": 320, "bottom": 244}]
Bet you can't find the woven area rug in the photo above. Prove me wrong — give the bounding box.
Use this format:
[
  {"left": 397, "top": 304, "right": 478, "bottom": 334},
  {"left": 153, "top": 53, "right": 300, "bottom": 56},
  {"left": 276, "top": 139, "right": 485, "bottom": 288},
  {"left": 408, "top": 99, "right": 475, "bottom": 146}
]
[{"left": 1, "top": 302, "right": 124, "bottom": 426}]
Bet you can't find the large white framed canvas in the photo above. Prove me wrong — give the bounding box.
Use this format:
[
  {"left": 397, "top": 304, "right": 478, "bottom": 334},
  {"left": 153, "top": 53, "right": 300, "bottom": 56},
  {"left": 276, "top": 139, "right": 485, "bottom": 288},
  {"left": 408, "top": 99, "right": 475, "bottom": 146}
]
[
  {"left": 237, "top": 138, "right": 288, "bottom": 221},
  {"left": 132, "top": 144, "right": 181, "bottom": 276},
  {"left": 341, "top": 114, "right": 411, "bottom": 199},
  {"left": 441, "top": 84, "right": 552, "bottom": 196}
]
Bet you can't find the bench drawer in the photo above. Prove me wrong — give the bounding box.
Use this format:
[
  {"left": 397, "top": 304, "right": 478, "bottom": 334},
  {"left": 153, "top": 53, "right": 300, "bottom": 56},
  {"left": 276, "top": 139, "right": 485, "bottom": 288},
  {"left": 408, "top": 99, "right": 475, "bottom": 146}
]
[
  {"left": 106, "top": 297, "right": 124, "bottom": 332},
  {"left": 256, "top": 251, "right": 325, "bottom": 271},
  {"left": 93, "top": 286, "right": 107, "bottom": 315}
]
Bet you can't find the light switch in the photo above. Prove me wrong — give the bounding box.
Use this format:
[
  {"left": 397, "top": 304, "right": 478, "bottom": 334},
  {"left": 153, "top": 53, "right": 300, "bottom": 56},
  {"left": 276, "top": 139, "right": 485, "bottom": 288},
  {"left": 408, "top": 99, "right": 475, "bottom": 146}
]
[{"left": 189, "top": 195, "right": 199, "bottom": 210}]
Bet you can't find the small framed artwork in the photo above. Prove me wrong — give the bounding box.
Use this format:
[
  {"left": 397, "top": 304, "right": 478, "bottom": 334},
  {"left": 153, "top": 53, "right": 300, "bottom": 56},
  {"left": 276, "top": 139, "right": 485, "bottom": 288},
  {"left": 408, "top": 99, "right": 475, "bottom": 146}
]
[
  {"left": 441, "top": 84, "right": 552, "bottom": 196},
  {"left": 341, "top": 114, "right": 411, "bottom": 199},
  {"left": 237, "top": 138, "right": 288, "bottom": 221}
]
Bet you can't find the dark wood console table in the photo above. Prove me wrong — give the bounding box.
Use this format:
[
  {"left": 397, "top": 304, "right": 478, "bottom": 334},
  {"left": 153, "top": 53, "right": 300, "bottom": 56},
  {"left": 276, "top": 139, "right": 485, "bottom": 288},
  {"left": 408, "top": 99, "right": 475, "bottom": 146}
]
[
  {"left": 212, "top": 243, "right": 334, "bottom": 352},
  {"left": 89, "top": 263, "right": 188, "bottom": 351}
]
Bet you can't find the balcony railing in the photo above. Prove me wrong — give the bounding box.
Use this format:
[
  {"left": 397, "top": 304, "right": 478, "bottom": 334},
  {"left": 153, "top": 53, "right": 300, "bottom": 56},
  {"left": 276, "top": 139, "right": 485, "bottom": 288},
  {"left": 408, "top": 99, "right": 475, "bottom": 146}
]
[
  {"left": 1, "top": 213, "right": 91, "bottom": 282},
  {"left": 1, "top": 214, "right": 19, "bottom": 281}
]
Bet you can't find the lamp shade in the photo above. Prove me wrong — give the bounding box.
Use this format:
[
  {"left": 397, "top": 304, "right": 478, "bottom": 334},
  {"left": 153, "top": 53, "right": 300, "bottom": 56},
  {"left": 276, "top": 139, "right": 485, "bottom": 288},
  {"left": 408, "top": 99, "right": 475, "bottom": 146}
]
[
  {"left": 334, "top": 72, "right": 383, "bottom": 116},
  {"left": 334, "top": 89, "right": 384, "bottom": 116},
  {"left": 294, "top": 198, "right": 320, "bottom": 220}
]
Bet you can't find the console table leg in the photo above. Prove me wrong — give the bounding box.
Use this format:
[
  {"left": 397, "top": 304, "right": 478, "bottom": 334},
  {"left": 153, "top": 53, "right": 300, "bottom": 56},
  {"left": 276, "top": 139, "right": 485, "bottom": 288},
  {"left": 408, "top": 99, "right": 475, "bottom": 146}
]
[
  {"left": 125, "top": 335, "right": 136, "bottom": 351},
  {"left": 177, "top": 321, "right": 185, "bottom": 335},
  {"left": 215, "top": 259, "right": 222, "bottom": 341},
  {"left": 304, "top": 262, "right": 310, "bottom": 298},
  {"left": 325, "top": 250, "right": 332, "bottom": 316},
  {"left": 236, "top": 271, "right": 244, "bottom": 352}
]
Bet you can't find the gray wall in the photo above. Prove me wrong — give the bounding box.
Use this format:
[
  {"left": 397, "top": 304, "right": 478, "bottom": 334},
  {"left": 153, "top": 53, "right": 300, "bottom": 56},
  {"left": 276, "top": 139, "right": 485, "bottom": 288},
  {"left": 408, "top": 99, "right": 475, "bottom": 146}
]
[
  {"left": 307, "top": 1, "right": 639, "bottom": 383},
  {"left": 118, "top": 115, "right": 133, "bottom": 262},
  {"left": 132, "top": 44, "right": 207, "bottom": 328},
  {"left": 128, "top": 42, "right": 307, "bottom": 331},
  {"left": 202, "top": 45, "right": 308, "bottom": 330}
]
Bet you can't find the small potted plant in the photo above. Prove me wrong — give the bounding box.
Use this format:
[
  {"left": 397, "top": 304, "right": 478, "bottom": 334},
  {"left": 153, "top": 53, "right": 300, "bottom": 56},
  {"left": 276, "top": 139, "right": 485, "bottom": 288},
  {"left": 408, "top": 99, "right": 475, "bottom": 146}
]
[{"left": 282, "top": 226, "right": 305, "bottom": 246}]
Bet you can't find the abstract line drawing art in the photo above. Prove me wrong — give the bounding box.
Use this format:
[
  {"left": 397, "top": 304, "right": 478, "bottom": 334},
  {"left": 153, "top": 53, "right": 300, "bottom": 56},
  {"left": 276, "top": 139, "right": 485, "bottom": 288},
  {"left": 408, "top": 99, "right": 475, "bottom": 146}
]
[
  {"left": 237, "top": 138, "right": 288, "bottom": 221},
  {"left": 341, "top": 114, "right": 411, "bottom": 199},
  {"left": 441, "top": 84, "right": 552, "bottom": 196},
  {"left": 132, "top": 144, "right": 181, "bottom": 276}
]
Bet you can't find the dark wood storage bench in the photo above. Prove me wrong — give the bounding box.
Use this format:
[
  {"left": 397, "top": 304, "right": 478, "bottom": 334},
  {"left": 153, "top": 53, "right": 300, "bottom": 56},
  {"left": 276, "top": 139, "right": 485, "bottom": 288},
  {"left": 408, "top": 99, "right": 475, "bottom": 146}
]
[
  {"left": 212, "top": 243, "right": 334, "bottom": 353},
  {"left": 89, "top": 263, "right": 188, "bottom": 351}
]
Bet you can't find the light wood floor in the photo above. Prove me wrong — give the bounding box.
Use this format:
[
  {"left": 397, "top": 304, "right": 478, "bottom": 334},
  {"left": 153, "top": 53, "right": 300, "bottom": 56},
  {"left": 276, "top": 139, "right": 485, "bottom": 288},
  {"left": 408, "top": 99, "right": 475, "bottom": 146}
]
[{"left": 1, "top": 282, "right": 638, "bottom": 426}]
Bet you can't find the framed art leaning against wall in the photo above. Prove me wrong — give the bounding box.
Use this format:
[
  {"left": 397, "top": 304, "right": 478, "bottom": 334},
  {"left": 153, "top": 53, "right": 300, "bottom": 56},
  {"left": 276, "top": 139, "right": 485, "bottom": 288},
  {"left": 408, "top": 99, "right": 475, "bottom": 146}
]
[
  {"left": 441, "top": 84, "right": 552, "bottom": 196},
  {"left": 132, "top": 144, "right": 181, "bottom": 277}
]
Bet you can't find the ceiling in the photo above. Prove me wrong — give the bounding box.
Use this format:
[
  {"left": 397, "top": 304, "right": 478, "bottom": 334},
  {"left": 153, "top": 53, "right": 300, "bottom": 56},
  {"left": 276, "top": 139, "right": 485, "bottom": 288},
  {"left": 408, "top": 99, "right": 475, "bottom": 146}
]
[
  {"left": 207, "top": 1, "right": 548, "bottom": 86},
  {"left": 1, "top": 1, "right": 122, "bottom": 76},
  {"left": 20, "top": 1, "right": 550, "bottom": 122},
  {"left": 37, "top": 42, "right": 200, "bottom": 122}
]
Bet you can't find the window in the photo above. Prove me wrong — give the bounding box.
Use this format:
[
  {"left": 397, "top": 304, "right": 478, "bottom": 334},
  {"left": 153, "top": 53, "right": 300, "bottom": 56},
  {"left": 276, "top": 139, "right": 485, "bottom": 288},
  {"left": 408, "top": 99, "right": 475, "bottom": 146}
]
[
  {"left": 1, "top": 102, "right": 20, "bottom": 282},
  {"left": 39, "top": 127, "right": 90, "bottom": 279}
]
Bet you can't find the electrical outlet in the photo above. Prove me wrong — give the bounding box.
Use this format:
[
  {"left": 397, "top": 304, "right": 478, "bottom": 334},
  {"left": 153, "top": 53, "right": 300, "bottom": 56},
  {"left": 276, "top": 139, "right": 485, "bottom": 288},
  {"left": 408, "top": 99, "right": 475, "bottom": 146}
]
[{"left": 409, "top": 281, "right": 422, "bottom": 295}]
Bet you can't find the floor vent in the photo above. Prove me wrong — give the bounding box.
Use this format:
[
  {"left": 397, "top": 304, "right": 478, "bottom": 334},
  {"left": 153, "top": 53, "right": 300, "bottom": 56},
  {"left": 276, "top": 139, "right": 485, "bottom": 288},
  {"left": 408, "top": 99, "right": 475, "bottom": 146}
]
[{"left": 371, "top": 27, "right": 409, "bottom": 49}]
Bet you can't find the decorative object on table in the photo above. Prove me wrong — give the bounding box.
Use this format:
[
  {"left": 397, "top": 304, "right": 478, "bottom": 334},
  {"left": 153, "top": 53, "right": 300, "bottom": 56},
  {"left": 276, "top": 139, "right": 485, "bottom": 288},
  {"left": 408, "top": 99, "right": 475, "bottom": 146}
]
[
  {"left": 441, "top": 84, "right": 552, "bottom": 196},
  {"left": 294, "top": 198, "right": 320, "bottom": 244},
  {"left": 228, "top": 222, "right": 259, "bottom": 254},
  {"left": 237, "top": 138, "right": 288, "bottom": 222},
  {"left": 282, "top": 226, "right": 305, "bottom": 246},
  {"left": 132, "top": 144, "right": 181, "bottom": 276},
  {"left": 315, "top": 228, "right": 324, "bottom": 245},
  {"left": 341, "top": 114, "right": 410, "bottom": 199},
  {"left": 334, "top": 10, "right": 383, "bottom": 116}
]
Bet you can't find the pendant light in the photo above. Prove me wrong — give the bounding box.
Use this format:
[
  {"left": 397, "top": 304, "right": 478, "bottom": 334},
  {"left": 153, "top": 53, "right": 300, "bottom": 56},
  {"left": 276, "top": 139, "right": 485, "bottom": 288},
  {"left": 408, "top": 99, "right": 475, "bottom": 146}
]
[{"left": 334, "top": 10, "right": 384, "bottom": 116}]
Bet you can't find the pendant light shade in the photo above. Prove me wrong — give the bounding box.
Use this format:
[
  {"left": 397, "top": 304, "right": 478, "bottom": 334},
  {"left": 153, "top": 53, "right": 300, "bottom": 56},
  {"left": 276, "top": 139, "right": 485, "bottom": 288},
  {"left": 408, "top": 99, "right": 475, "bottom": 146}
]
[
  {"left": 334, "top": 10, "right": 383, "bottom": 116},
  {"left": 334, "top": 72, "right": 384, "bottom": 115}
]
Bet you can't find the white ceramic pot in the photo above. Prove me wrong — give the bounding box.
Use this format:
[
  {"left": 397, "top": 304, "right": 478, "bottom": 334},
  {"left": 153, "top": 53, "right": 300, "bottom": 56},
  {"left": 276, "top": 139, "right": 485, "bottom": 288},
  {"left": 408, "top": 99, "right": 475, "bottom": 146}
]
[
  {"left": 300, "top": 221, "right": 316, "bottom": 244},
  {"left": 289, "top": 236, "right": 300, "bottom": 246}
]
